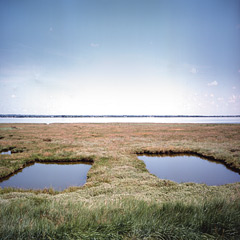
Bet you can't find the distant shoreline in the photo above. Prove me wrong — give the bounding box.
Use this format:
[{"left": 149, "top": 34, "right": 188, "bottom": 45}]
[{"left": 0, "top": 114, "right": 240, "bottom": 118}]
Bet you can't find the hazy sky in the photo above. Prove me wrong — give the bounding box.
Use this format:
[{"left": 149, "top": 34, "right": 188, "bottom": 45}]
[{"left": 0, "top": 0, "right": 240, "bottom": 115}]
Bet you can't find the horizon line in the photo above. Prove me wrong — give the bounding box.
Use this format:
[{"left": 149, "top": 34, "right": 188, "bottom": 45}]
[{"left": 0, "top": 114, "right": 240, "bottom": 118}]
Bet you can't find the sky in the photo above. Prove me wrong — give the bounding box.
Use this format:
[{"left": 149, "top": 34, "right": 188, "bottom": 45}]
[{"left": 0, "top": 0, "right": 240, "bottom": 115}]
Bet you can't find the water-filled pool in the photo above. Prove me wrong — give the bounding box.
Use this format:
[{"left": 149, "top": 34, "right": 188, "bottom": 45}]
[
  {"left": 0, "top": 161, "right": 92, "bottom": 190},
  {"left": 1, "top": 150, "right": 11, "bottom": 155},
  {"left": 138, "top": 154, "right": 240, "bottom": 185}
]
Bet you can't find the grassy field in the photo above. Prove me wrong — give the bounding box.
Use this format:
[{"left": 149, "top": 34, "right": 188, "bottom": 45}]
[{"left": 0, "top": 123, "right": 240, "bottom": 239}]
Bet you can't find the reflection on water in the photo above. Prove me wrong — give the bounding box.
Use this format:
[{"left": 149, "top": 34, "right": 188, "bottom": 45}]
[
  {"left": 138, "top": 154, "right": 240, "bottom": 185},
  {"left": 0, "top": 161, "right": 92, "bottom": 190},
  {"left": 1, "top": 150, "right": 11, "bottom": 155}
]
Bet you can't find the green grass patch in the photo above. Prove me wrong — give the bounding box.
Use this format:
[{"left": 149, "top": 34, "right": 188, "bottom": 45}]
[
  {"left": 1, "top": 197, "right": 240, "bottom": 239},
  {"left": 0, "top": 127, "right": 15, "bottom": 131}
]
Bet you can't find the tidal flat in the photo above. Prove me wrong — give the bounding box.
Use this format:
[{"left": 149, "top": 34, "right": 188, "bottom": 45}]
[{"left": 0, "top": 123, "right": 240, "bottom": 239}]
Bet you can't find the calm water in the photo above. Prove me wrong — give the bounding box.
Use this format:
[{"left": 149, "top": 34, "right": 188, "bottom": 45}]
[
  {"left": 0, "top": 162, "right": 92, "bottom": 190},
  {"left": 1, "top": 150, "right": 11, "bottom": 155},
  {"left": 0, "top": 117, "right": 240, "bottom": 124},
  {"left": 138, "top": 155, "right": 240, "bottom": 185}
]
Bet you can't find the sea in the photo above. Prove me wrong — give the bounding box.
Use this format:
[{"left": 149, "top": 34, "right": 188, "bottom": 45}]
[{"left": 0, "top": 116, "right": 240, "bottom": 124}]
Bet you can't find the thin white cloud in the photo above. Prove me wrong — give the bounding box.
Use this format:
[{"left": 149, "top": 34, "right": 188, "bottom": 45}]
[
  {"left": 190, "top": 67, "right": 197, "bottom": 74},
  {"left": 229, "top": 95, "right": 237, "bottom": 103},
  {"left": 11, "top": 94, "right": 16, "bottom": 98},
  {"left": 232, "top": 86, "right": 236, "bottom": 90},
  {"left": 183, "top": 63, "right": 211, "bottom": 74},
  {"left": 90, "top": 43, "right": 100, "bottom": 48},
  {"left": 207, "top": 81, "right": 218, "bottom": 86},
  {"left": 0, "top": 65, "right": 43, "bottom": 83},
  {"left": 49, "top": 27, "right": 53, "bottom": 32}
]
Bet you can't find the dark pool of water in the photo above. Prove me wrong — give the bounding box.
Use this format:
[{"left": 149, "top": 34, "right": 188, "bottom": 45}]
[
  {"left": 0, "top": 161, "right": 92, "bottom": 190},
  {"left": 138, "top": 154, "right": 240, "bottom": 185}
]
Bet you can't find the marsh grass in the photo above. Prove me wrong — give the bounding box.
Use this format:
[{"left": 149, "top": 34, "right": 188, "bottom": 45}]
[
  {"left": 0, "top": 123, "right": 240, "bottom": 238},
  {"left": 1, "top": 197, "right": 240, "bottom": 239}
]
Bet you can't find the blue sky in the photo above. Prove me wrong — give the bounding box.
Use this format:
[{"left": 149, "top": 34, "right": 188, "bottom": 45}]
[{"left": 0, "top": 0, "right": 240, "bottom": 115}]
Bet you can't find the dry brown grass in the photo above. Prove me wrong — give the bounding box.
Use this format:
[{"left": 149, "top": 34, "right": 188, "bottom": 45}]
[{"left": 0, "top": 123, "right": 240, "bottom": 205}]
